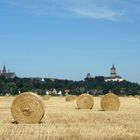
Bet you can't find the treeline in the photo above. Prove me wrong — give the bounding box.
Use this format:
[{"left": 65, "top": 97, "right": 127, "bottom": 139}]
[{"left": 0, "top": 75, "right": 140, "bottom": 96}]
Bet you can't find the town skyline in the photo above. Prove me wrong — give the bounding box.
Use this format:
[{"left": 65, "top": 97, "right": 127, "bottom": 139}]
[
  {"left": 0, "top": 64, "right": 127, "bottom": 83},
  {"left": 0, "top": 59, "right": 138, "bottom": 83}
]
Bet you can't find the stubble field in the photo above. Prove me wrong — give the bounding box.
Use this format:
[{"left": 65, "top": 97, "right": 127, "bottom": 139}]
[{"left": 0, "top": 96, "right": 140, "bottom": 140}]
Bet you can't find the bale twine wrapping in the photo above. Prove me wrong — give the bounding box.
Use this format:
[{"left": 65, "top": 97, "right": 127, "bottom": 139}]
[
  {"left": 100, "top": 93, "right": 120, "bottom": 111},
  {"left": 43, "top": 95, "right": 51, "bottom": 100},
  {"left": 11, "top": 92, "right": 45, "bottom": 124},
  {"left": 76, "top": 94, "right": 94, "bottom": 109},
  {"left": 65, "top": 95, "right": 76, "bottom": 102}
]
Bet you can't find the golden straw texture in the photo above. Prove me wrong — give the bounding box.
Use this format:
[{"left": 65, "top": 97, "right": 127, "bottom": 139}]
[
  {"left": 65, "top": 95, "right": 76, "bottom": 102},
  {"left": 43, "top": 95, "right": 51, "bottom": 100},
  {"left": 76, "top": 94, "right": 94, "bottom": 109},
  {"left": 100, "top": 93, "right": 120, "bottom": 111},
  {"left": 11, "top": 92, "right": 45, "bottom": 124}
]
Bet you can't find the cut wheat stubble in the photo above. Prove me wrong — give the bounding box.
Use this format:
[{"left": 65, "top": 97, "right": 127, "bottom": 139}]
[{"left": 43, "top": 95, "right": 51, "bottom": 100}]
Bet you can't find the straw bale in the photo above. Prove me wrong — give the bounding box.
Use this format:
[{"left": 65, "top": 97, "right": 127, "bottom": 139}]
[
  {"left": 128, "top": 95, "right": 133, "bottom": 98},
  {"left": 134, "top": 95, "right": 139, "bottom": 98},
  {"left": 11, "top": 92, "right": 45, "bottom": 124},
  {"left": 76, "top": 94, "right": 94, "bottom": 109},
  {"left": 65, "top": 95, "right": 76, "bottom": 102},
  {"left": 100, "top": 93, "right": 120, "bottom": 111},
  {"left": 73, "top": 95, "right": 78, "bottom": 100}
]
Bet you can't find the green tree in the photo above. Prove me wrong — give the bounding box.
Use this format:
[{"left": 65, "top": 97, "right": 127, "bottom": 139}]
[{"left": 6, "top": 82, "right": 17, "bottom": 95}]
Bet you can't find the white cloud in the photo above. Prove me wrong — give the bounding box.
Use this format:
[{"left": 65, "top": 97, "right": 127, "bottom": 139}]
[
  {"left": 70, "top": 7, "right": 123, "bottom": 21},
  {"left": 2, "top": 0, "right": 126, "bottom": 21}
]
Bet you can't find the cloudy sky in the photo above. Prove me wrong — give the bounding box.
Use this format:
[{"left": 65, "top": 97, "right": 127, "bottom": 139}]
[{"left": 0, "top": 0, "right": 140, "bottom": 83}]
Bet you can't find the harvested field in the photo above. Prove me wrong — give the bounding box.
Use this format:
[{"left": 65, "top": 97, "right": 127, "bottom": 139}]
[{"left": 0, "top": 96, "right": 140, "bottom": 140}]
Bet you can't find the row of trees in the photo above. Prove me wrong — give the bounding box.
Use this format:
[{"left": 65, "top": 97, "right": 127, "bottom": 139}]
[{"left": 0, "top": 75, "right": 140, "bottom": 96}]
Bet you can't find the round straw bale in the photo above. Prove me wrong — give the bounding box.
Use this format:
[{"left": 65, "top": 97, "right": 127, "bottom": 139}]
[
  {"left": 134, "top": 95, "right": 138, "bottom": 98},
  {"left": 100, "top": 93, "right": 120, "bottom": 111},
  {"left": 76, "top": 94, "right": 94, "bottom": 109},
  {"left": 128, "top": 95, "right": 133, "bottom": 98},
  {"left": 11, "top": 92, "right": 45, "bottom": 124},
  {"left": 65, "top": 95, "right": 76, "bottom": 102},
  {"left": 43, "top": 95, "right": 51, "bottom": 100},
  {"left": 73, "top": 95, "right": 78, "bottom": 100}
]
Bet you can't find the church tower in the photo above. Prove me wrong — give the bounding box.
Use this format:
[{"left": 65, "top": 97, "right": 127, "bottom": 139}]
[
  {"left": 86, "top": 73, "right": 92, "bottom": 79},
  {"left": 2, "top": 65, "right": 7, "bottom": 73},
  {"left": 110, "top": 64, "right": 117, "bottom": 78}
]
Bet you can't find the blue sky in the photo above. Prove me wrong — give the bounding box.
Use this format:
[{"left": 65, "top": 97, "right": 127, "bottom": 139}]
[{"left": 0, "top": 0, "right": 140, "bottom": 83}]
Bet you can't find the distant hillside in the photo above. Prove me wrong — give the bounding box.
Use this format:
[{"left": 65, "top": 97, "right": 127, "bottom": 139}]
[{"left": 0, "top": 76, "right": 140, "bottom": 96}]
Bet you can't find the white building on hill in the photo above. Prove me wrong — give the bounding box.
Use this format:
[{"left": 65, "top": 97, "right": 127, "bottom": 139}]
[{"left": 105, "top": 65, "right": 124, "bottom": 82}]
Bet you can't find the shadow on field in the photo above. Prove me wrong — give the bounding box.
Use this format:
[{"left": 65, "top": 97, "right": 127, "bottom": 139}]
[
  {"left": 10, "top": 121, "right": 43, "bottom": 124},
  {"left": 75, "top": 107, "right": 80, "bottom": 109},
  {"left": 11, "top": 121, "right": 19, "bottom": 124}
]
